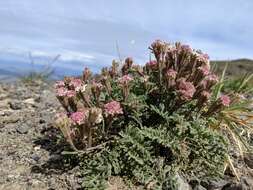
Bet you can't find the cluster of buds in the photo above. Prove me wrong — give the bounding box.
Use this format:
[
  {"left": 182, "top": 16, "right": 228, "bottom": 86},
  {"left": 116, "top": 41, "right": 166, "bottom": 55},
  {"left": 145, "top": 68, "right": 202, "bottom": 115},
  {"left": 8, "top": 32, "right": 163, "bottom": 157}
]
[
  {"left": 147, "top": 40, "right": 231, "bottom": 113},
  {"left": 54, "top": 67, "right": 125, "bottom": 150}
]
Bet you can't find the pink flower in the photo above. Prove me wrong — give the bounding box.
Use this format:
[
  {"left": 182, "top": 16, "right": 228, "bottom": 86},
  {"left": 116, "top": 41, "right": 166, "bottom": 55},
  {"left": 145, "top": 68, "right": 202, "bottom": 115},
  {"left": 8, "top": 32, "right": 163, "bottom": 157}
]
[
  {"left": 66, "top": 90, "right": 76, "bottom": 98},
  {"left": 104, "top": 101, "right": 123, "bottom": 116},
  {"left": 219, "top": 95, "right": 231, "bottom": 107},
  {"left": 54, "top": 81, "right": 65, "bottom": 88},
  {"left": 70, "top": 78, "right": 83, "bottom": 92},
  {"left": 118, "top": 75, "right": 133, "bottom": 85},
  {"left": 177, "top": 78, "right": 196, "bottom": 100},
  {"left": 56, "top": 87, "right": 67, "bottom": 97},
  {"left": 146, "top": 60, "right": 158, "bottom": 69},
  {"left": 70, "top": 111, "right": 86, "bottom": 125},
  {"left": 166, "top": 69, "right": 177, "bottom": 79},
  {"left": 198, "top": 65, "right": 210, "bottom": 76}
]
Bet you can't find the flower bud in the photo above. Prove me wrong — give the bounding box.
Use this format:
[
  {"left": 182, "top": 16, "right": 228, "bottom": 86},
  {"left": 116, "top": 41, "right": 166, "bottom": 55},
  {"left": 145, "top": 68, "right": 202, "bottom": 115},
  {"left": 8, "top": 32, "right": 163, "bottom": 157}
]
[
  {"left": 118, "top": 74, "right": 133, "bottom": 85},
  {"left": 104, "top": 100, "right": 123, "bottom": 117},
  {"left": 176, "top": 78, "right": 196, "bottom": 101},
  {"left": 70, "top": 111, "right": 87, "bottom": 125},
  {"left": 89, "top": 108, "right": 103, "bottom": 124},
  {"left": 83, "top": 67, "right": 92, "bottom": 82}
]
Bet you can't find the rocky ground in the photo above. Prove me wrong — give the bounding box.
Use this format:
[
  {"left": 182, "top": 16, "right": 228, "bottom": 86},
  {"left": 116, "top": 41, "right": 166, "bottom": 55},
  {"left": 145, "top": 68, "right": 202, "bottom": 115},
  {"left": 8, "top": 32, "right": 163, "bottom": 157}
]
[
  {"left": 0, "top": 80, "right": 252, "bottom": 190},
  {"left": 0, "top": 81, "right": 81, "bottom": 190}
]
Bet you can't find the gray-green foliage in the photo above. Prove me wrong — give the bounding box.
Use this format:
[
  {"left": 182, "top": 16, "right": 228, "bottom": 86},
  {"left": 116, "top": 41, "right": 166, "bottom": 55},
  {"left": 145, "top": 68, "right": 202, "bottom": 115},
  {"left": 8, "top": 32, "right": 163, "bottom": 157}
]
[{"left": 81, "top": 114, "right": 228, "bottom": 189}]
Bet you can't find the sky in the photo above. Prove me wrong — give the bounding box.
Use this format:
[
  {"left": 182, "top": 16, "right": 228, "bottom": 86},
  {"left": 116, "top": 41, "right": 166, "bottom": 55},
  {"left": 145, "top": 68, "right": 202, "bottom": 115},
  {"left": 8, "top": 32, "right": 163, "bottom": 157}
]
[{"left": 0, "top": 0, "right": 252, "bottom": 74}]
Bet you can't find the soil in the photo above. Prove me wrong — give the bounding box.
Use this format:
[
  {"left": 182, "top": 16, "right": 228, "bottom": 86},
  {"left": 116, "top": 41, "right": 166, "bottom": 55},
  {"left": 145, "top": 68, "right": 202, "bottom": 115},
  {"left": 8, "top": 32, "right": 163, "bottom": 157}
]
[
  {"left": 0, "top": 80, "right": 252, "bottom": 190},
  {"left": 0, "top": 81, "right": 81, "bottom": 190}
]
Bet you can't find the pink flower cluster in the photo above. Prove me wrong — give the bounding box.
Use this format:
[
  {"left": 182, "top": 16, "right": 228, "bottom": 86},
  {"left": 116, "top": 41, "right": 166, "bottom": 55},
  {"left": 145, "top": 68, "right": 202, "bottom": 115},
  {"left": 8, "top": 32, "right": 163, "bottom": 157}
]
[
  {"left": 177, "top": 78, "right": 196, "bottom": 100},
  {"left": 56, "top": 87, "right": 67, "bottom": 97},
  {"left": 104, "top": 101, "right": 123, "bottom": 116},
  {"left": 66, "top": 90, "right": 76, "bottom": 98},
  {"left": 146, "top": 60, "right": 158, "bottom": 69},
  {"left": 70, "top": 111, "right": 86, "bottom": 125},
  {"left": 55, "top": 81, "right": 65, "bottom": 88},
  {"left": 166, "top": 69, "right": 177, "bottom": 79},
  {"left": 118, "top": 74, "right": 133, "bottom": 85},
  {"left": 70, "top": 78, "right": 83, "bottom": 92},
  {"left": 219, "top": 95, "right": 231, "bottom": 107},
  {"left": 198, "top": 65, "right": 210, "bottom": 76}
]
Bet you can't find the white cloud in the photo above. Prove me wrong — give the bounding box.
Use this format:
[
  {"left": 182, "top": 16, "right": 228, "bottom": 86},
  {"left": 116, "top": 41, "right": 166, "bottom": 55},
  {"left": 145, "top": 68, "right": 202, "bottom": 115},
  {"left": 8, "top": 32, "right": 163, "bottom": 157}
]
[{"left": 59, "top": 51, "right": 95, "bottom": 62}]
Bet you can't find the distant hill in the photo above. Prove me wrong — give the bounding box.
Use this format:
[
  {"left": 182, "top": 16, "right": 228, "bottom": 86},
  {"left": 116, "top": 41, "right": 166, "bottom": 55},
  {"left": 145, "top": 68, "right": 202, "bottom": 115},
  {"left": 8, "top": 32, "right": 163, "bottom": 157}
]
[
  {"left": 212, "top": 59, "right": 253, "bottom": 77},
  {"left": 0, "top": 58, "right": 252, "bottom": 81}
]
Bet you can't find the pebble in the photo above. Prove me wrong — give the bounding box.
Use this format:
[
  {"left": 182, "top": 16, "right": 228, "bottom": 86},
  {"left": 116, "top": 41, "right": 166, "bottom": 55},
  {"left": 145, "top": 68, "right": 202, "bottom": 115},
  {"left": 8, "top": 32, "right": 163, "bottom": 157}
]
[
  {"left": 34, "top": 146, "right": 41, "bottom": 151},
  {"left": 16, "top": 124, "right": 29, "bottom": 134},
  {"left": 31, "top": 154, "right": 40, "bottom": 162},
  {"left": 9, "top": 101, "right": 22, "bottom": 110},
  {"left": 24, "top": 98, "right": 36, "bottom": 105}
]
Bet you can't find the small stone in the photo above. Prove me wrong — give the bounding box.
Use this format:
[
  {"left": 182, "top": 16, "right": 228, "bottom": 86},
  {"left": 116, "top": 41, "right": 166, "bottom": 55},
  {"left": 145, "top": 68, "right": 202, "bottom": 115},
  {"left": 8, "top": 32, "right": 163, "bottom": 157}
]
[
  {"left": 9, "top": 101, "right": 22, "bottom": 110},
  {"left": 31, "top": 154, "right": 40, "bottom": 162},
  {"left": 34, "top": 146, "right": 41, "bottom": 151},
  {"left": 24, "top": 98, "right": 36, "bottom": 105},
  {"left": 3, "top": 115, "right": 20, "bottom": 124},
  {"left": 0, "top": 111, "right": 5, "bottom": 116},
  {"left": 16, "top": 124, "right": 29, "bottom": 134}
]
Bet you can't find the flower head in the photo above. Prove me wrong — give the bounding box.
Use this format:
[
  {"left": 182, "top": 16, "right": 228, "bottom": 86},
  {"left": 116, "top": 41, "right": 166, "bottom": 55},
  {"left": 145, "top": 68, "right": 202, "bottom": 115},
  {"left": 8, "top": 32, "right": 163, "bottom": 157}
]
[
  {"left": 56, "top": 87, "right": 67, "bottom": 97},
  {"left": 118, "top": 74, "right": 133, "bottom": 85},
  {"left": 70, "top": 111, "right": 86, "bottom": 125},
  {"left": 198, "top": 65, "right": 210, "bottom": 76},
  {"left": 166, "top": 69, "right": 177, "bottom": 79},
  {"left": 54, "top": 81, "right": 65, "bottom": 88},
  {"left": 70, "top": 78, "right": 83, "bottom": 92},
  {"left": 219, "top": 95, "right": 231, "bottom": 107},
  {"left": 104, "top": 101, "right": 123, "bottom": 116},
  {"left": 177, "top": 78, "right": 196, "bottom": 100},
  {"left": 66, "top": 90, "right": 76, "bottom": 98}
]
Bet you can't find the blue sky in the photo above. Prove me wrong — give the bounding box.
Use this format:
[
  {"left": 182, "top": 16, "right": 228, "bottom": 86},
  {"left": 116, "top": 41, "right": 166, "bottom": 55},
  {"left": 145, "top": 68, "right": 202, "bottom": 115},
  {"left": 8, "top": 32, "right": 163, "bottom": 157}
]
[{"left": 0, "top": 0, "right": 252, "bottom": 74}]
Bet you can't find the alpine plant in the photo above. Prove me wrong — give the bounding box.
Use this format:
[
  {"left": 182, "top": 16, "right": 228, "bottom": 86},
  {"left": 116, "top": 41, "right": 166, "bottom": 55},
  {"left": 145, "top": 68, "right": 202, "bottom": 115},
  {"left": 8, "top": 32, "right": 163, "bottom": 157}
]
[{"left": 53, "top": 40, "right": 252, "bottom": 189}]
